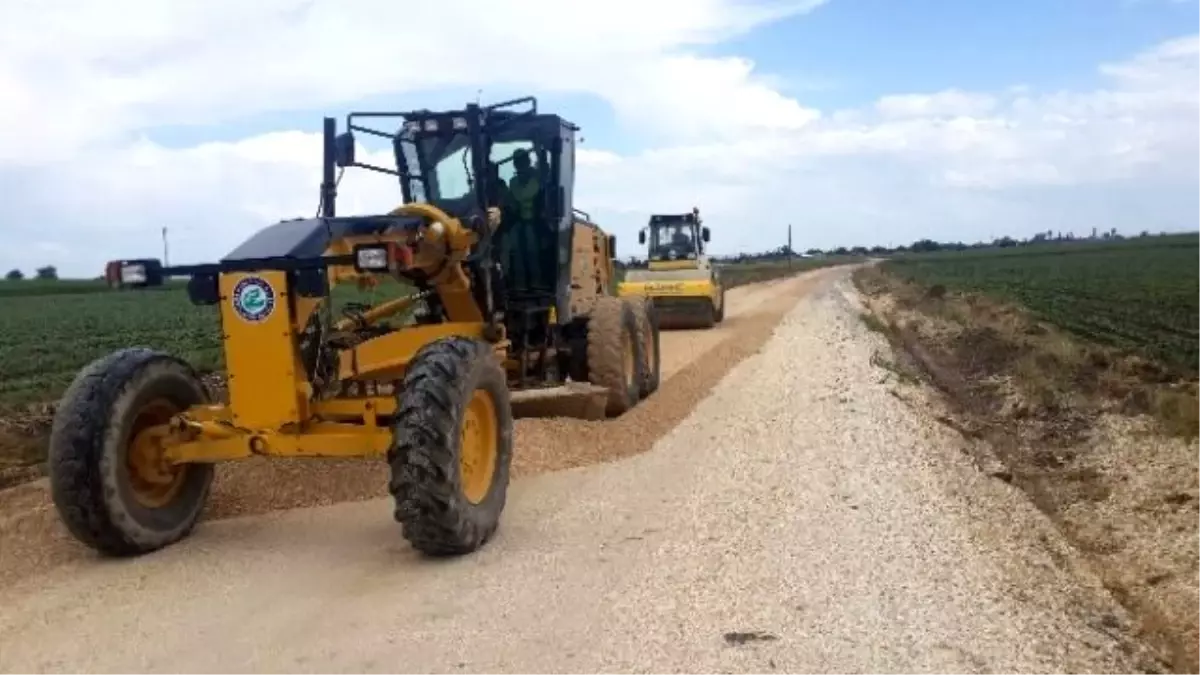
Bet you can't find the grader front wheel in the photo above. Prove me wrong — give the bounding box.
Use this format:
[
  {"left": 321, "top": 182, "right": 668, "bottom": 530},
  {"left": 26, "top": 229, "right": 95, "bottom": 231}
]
[
  {"left": 48, "top": 348, "right": 214, "bottom": 556},
  {"left": 389, "top": 337, "right": 514, "bottom": 556}
]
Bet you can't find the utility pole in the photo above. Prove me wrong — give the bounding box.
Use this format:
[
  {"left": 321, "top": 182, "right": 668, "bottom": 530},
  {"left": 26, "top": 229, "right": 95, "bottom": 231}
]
[
  {"left": 787, "top": 223, "right": 793, "bottom": 269},
  {"left": 162, "top": 227, "right": 169, "bottom": 267}
]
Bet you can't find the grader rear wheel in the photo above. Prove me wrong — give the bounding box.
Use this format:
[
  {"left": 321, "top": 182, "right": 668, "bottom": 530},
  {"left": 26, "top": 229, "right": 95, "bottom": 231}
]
[
  {"left": 389, "top": 337, "right": 514, "bottom": 555},
  {"left": 48, "top": 348, "right": 214, "bottom": 556},
  {"left": 625, "top": 296, "right": 662, "bottom": 398},
  {"left": 586, "top": 297, "right": 644, "bottom": 416}
]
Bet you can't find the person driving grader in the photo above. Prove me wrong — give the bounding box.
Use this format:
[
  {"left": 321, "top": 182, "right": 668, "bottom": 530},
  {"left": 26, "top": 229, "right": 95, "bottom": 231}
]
[
  {"left": 499, "top": 148, "right": 545, "bottom": 291},
  {"left": 44, "top": 97, "right": 662, "bottom": 561}
]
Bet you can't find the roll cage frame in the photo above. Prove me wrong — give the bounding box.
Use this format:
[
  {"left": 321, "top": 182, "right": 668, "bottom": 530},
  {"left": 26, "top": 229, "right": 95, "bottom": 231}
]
[{"left": 323, "top": 96, "right": 583, "bottom": 320}]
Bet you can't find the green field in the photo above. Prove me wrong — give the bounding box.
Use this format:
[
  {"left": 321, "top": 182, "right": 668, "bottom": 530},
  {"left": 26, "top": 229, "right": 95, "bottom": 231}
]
[
  {"left": 883, "top": 233, "right": 1200, "bottom": 375},
  {"left": 0, "top": 279, "right": 415, "bottom": 407},
  {"left": 0, "top": 257, "right": 850, "bottom": 408}
]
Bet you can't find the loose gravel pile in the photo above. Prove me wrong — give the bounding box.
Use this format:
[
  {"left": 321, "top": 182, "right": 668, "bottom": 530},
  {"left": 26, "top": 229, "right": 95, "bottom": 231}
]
[{"left": 0, "top": 272, "right": 830, "bottom": 588}]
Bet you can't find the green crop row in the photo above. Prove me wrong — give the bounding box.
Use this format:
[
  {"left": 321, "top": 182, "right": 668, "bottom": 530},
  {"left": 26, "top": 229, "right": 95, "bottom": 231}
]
[
  {"left": 0, "top": 278, "right": 411, "bottom": 407},
  {"left": 882, "top": 233, "right": 1199, "bottom": 374}
]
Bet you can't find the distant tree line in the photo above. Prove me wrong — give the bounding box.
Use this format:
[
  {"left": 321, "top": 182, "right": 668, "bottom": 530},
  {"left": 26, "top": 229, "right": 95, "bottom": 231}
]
[
  {"left": 4, "top": 266, "right": 57, "bottom": 281},
  {"left": 619, "top": 228, "right": 1180, "bottom": 268}
]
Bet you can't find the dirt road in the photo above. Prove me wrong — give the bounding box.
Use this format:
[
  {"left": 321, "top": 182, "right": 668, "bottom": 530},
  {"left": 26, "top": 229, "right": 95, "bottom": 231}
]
[{"left": 0, "top": 268, "right": 1149, "bottom": 672}]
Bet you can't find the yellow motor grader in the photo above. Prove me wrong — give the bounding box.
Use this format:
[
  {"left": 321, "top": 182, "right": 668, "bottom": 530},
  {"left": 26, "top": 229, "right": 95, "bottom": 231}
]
[
  {"left": 48, "top": 97, "right": 660, "bottom": 558},
  {"left": 618, "top": 208, "right": 725, "bottom": 329}
]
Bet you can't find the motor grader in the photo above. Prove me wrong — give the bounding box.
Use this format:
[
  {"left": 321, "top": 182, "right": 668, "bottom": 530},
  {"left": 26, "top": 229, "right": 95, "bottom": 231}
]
[
  {"left": 618, "top": 208, "right": 725, "bottom": 329},
  {"left": 47, "top": 96, "right": 661, "bottom": 558}
]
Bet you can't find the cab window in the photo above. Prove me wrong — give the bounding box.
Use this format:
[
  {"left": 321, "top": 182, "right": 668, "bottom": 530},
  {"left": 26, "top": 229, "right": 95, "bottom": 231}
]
[
  {"left": 432, "top": 146, "right": 472, "bottom": 201},
  {"left": 490, "top": 140, "right": 537, "bottom": 183}
]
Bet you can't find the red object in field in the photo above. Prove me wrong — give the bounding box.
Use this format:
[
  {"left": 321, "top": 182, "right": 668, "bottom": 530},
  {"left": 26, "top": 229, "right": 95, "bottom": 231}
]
[{"left": 104, "top": 261, "right": 121, "bottom": 288}]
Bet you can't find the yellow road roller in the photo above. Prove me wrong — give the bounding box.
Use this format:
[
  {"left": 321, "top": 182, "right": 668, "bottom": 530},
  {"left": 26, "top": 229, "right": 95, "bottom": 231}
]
[{"left": 618, "top": 208, "right": 725, "bottom": 329}]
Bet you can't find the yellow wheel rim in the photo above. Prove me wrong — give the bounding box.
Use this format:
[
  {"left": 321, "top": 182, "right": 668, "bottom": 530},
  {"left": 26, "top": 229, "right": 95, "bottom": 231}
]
[
  {"left": 126, "top": 398, "right": 188, "bottom": 509},
  {"left": 460, "top": 388, "right": 499, "bottom": 504}
]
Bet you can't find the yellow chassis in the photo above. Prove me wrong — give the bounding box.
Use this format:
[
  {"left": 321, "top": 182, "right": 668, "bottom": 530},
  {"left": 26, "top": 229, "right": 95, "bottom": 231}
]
[
  {"left": 149, "top": 204, "right": 507, "bottom": 467},
  {"left": 617, "top": 278, "right": 718, "bottom": 302},
  {"left": 618, "top": 263, "right": 723, "bottom": 328},
  {"left": 158, "top": 321, "right": 504, "bottom": 466}
]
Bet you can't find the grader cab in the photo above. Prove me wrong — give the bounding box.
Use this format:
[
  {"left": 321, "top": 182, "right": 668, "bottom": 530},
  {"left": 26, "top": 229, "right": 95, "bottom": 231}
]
[{"left": 48, "top": 96, "right": 660, "bottom": 559}]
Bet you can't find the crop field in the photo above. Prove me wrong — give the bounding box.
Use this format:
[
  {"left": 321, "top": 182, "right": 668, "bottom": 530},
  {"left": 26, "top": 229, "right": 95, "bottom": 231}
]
[
  {"left": 0, "top": 257, "right": 851, "bottom": 409},
  {"left": 0, "top": 279, "right": 414, "bottom": 407},
  {"left": 882, "top": 233, "right": 1199, "bottom": 374}
]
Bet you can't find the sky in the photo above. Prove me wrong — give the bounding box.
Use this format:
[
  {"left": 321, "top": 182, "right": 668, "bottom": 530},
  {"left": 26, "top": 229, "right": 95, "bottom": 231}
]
[{"left": 2, "top": 0, "right": 1197, "bottom": 277}]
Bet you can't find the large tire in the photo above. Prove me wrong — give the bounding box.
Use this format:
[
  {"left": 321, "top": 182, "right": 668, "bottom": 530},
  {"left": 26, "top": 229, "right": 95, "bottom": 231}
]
[
  {"left": 714, "top": 285, "right": 726, "bottom": 323},
  {"left": 586, "top": 297, "right": 643, "bottom": 416},
  {"left": 625, "top": 296, "right": 661, "bottom": 398},
  {"left": 48, "top": 347, "right": 214, "bottom": 556},
  {"left": 389, "top": 337, "right": 514, "bottom": 556}
]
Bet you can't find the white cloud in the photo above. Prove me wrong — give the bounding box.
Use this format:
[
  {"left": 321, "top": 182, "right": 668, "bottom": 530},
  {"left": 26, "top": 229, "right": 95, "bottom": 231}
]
[
  {"left": 876, "top": 90, "right": 998, "bottom": 119},
  {"left": 0, "top": 0, "right": 826, "bottom": 163},
  {"left": 0, "top": 1, "right": 1196, "bottom": 275}
]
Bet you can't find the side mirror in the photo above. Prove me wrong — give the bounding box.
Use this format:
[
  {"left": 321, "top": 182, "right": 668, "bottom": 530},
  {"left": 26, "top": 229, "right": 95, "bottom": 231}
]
[
  {"left": 701, "top": 227, "right": 711, "bottom": 243},
  {"left": 638, "top": 230, "right": 646, "bottom": 245},
  {"left": 608, "top": 235, "right": 617, "bottom": 259},
  {"left": 334, "top": 132, "right": 356, "bottom": 167}
]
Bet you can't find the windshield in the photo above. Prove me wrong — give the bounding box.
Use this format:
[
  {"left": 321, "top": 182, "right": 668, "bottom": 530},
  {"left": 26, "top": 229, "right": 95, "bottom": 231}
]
[
  {"left": 395, "top": 131, "right": 477, "bottom": 212},
  {"left": 391, "top": 121, "right": 545, "bottom": 217},
  {"left": 649, "top": 222, "right": 696, "bottom": 261}
]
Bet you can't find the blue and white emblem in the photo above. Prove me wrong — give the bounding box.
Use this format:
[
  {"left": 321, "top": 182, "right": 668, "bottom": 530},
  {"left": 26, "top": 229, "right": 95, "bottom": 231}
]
[{"left": 231, "top": 276, "right": 276, "bottom": 323}]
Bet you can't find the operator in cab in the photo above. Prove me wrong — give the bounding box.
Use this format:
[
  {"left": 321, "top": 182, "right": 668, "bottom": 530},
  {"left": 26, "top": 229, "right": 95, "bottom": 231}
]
[
  {"left": 659, "top": 224, "right": 692, "bottom": 260},
  {"left": 671, "top": 225, "right": 692, "bottom": 250},
  {"left": 501, "top": 148, "right": 545, "bottom": 291},
  {"left": 487, "top": 161, "right": 511, "bottom": 209}
]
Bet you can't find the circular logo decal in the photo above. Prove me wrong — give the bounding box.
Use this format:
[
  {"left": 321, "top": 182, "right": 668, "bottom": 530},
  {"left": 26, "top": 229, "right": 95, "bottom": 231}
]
[{"left": 232, "top": 276, "right": 276, "bottom": 322}]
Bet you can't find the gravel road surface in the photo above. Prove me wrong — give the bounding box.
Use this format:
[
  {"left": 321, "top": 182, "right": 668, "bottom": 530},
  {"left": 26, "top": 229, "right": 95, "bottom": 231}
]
[{"left": 0, "top": 267, "right": 1145, "bottom": 673}]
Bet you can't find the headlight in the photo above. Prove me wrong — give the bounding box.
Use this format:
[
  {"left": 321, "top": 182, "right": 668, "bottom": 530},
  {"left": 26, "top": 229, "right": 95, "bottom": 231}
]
[
  {"left": 354, "top": 245, "right": 390, "bottom": 272},
  {"left": 120, "top": 264, "right": 147, "bottom": 284}
]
